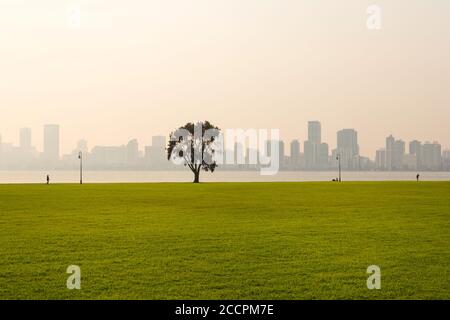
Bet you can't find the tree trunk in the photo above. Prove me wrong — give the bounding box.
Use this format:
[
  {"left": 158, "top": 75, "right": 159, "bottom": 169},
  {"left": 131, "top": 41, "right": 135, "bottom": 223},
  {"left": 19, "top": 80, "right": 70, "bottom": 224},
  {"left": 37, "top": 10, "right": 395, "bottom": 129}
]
[{"left": 193, "top": 171, "right": 200, "bottom": 183}]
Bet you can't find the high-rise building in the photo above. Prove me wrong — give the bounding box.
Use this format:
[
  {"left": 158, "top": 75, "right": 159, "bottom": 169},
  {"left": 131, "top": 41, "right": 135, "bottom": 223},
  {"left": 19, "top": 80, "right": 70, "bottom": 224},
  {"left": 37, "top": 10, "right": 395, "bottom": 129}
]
[
  {"left": 266, "top": 140, "right": 284, "bottom": 169},
  {"left": 303, "top": 140, "right": 315, "bottom": 169},
  {"left": 308, "top": 121, "right": 321, "bottom": 144},
  {"left": 90, "top": 145, "right": 127, "bottom": 168},
  {"left": 19, "top": 128, "right": 32, "bottom": 151},
  {"left": 337, "top": 129, "right": 359, "bottom": 170},
  {"left": 422, "top": 142, "right": 442, "bottom": 171},
  {"left": 234, "top": 142, "right": 245, "bottom": 165},
  {"left": 385, "top": 135, "right": 404, "bottom": 170},
  {"left": 409, "top": 140, "right": 422, "bottom": 169},
  {"left": 290, "top": 139, "right": 300, "bottom": 167},
  {"left": 146, "top": 136, "right": 167, "bottom": 169},
  {"left": 304, "top": 121, "right": 326, "bottom": 169},
  {"left": 442, "top": 150, "right": 450, "bottom": 171},
  {"left": 392, "top": 140, "right": 405, "bottom": 170},
  {"left": 279, "top": 140, "right": 285, "bottom": 169},
  {"left": 127, "top": 139, "right": 139, "bottom": 165},
  {"left": 393, "top": 139, "right": 405, "bottom": 170},
  {"left": 385, "top": 135, "right": 395, "bottom": 170},
  {"left": 43, "top": 124, "right": 60, "bottom": 161},
  {"left": 402, "top": 154, "right": 417, "bottom": 170},
  {"left": 375, "top": 148, "right": 386, "bottom": 170},
  {"left": 318, "top": 143, "right": 329, "bottom": 168}
]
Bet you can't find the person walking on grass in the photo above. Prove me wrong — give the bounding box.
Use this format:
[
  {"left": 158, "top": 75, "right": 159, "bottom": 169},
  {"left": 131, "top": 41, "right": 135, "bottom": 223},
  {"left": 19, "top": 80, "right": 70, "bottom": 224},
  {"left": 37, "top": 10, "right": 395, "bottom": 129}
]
[
  {"left": 416, "top": 173, "right": 420, "bottom": 182},
  {"left": 46, "top": 174, "right": 50, "bottom": 185}
]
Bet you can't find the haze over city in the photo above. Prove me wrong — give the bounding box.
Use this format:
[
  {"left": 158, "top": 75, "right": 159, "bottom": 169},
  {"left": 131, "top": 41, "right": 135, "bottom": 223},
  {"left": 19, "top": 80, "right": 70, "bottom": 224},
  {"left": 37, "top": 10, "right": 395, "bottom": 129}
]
[{"left": 1, "top": 0, "right": 449, "bottom": 156}]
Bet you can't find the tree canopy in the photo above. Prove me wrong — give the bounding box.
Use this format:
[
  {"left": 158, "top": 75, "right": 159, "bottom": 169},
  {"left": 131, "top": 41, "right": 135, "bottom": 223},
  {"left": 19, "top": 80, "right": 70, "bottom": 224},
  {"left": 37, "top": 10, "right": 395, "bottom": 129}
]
[{"left": 167, "top": 121, "right": 221, "bottom": 183}]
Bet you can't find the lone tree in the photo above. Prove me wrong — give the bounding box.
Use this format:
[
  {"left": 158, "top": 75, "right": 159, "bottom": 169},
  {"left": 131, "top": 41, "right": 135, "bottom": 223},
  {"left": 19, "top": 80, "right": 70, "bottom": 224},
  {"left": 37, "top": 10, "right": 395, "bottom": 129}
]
[{"left": 167, "top": 121, "right": 221, "bottom": 183}]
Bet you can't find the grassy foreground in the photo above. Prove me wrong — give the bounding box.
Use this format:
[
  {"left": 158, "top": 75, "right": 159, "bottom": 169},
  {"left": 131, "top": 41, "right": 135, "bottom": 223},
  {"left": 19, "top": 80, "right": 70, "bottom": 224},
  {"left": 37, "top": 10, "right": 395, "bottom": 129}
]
[{"left": 0, "top": 181, "right": 449, "bottom": 300}]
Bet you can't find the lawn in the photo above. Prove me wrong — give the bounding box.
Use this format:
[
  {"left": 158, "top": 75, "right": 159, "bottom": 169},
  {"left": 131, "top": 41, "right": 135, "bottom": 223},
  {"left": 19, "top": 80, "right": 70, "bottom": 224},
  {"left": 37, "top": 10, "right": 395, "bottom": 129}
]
[{"left": 0, "top": 182, "right": 449, "bottom": 300}]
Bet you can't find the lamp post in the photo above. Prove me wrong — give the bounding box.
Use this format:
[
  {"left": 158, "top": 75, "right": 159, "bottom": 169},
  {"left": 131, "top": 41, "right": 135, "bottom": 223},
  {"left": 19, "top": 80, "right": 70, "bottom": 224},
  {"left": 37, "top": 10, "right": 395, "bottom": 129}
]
[
  {"left": 336, "top": 153, "right": 341, "bottom": 182},
  {"left": 78, "top": 151, "right": 83, "bottom": 185}
]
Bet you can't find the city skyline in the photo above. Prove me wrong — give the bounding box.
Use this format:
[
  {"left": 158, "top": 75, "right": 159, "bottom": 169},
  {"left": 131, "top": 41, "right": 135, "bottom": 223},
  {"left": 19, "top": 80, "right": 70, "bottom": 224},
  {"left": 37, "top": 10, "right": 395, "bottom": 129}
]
[
  {"left": 1, "top": 121, "right": 449, "bottom": 158},
  {"left": 1, "top": 121, "right": 449, "bottom": 171}
]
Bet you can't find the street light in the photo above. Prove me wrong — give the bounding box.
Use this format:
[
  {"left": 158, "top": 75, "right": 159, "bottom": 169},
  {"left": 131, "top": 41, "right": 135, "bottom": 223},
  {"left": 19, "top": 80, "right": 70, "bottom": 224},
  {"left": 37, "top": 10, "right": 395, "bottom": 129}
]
[
  {"left": 78, "top": 151, "right": 83, "bottom": 185},
  {"left": 336, "top": 153, "right": 341, "bottom": 182}
]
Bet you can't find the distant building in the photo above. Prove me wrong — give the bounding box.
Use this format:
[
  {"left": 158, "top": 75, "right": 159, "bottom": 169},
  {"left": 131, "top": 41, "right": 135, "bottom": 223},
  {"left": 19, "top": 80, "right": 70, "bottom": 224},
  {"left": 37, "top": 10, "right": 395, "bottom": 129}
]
[
  {"left": 409, "top": 140, "right": 422, "bottom": 169},
  {"left": 127, "top": 139, "right": 139, "bottom": 166},
  {"left": 442, "top": 150, "right": 450, "bottom": 171},
  {"left": 308, "top": 121, "right": 321, "bottom": 144},
  {"left": 145, "top": 136, "right": 167, "bottom": 169},
  {"left": 393, "top": 140, "right": 405, "bottom": 170},
  {"left": 304, "top": 121, "right": 327, "bottom": 169},
  {"left": 375, "top": 148, "right": 386, "bottom": 170},
  {"left": 19, "top": 128, "right": 32, "bottom": 151},
  {"left": 318, "top": 143, "right": 329, "bottom": 168},
  {"left": 266, "top": 140, "right": 285, "bottom": 169},
  {"left": 234, "top": 142, "right": 245, "bottom": 165},
  {"left": 43, "top": 124, "right": 60, "bottom": 161},
  {"left": 337, "top": 129, "right": 359, "bottom": 170},
  {"left": 290, "top": 139, "right": 301, "bottom": 168},
  {"left": 422, "top": 142, "right": 442, "bottom": 171},
  {"left": 386, "top": 135, "right": 404, "bottom": 170},
  {"left": 91, "top": 145, "right": 127, "bottom": 168},
  {"left": 402, "top": 154, "right": 418, "bottom": 171}
]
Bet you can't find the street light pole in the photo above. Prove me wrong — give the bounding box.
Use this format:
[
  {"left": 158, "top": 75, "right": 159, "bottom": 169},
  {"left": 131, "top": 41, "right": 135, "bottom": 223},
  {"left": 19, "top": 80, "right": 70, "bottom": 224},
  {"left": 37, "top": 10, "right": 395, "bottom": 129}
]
[
  {"left": 336, "top": 153, "right": 341, "bottom": 182},
  {"left": 78, "top": 151, "right": 83, "bottom": 185}
]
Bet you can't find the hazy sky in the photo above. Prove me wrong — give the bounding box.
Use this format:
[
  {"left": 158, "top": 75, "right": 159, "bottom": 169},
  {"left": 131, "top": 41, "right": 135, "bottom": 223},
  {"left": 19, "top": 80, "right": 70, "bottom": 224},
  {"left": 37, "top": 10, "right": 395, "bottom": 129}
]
[{"left": 1, "top": 0, "right": 449, "bottom": 156}]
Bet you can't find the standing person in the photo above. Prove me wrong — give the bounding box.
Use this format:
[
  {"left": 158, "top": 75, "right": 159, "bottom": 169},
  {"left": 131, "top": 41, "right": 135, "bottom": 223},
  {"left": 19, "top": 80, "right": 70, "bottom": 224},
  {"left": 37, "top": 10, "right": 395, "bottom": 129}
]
[
  {"left": 416, "top": 173, "right": 420, "bottom": 182},
  {"left": 46, "top": 174, "right": 50, "bottom": 185}
]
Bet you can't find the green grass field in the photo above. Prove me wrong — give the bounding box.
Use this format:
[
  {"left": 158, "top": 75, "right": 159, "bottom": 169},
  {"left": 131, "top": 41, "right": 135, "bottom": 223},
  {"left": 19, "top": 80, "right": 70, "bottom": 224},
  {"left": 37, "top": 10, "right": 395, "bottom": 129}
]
[{"left": 0, "top": 182, "right": 449, "bottom": 300}]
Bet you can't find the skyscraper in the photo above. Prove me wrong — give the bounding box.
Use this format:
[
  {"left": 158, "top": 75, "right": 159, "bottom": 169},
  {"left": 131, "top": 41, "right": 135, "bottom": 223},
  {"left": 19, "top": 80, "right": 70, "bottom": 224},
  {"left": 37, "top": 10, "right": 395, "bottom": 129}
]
[
  {"left": 308, "top": 121, "right": 321, "bottom": 144},
  {"left": 409, "top": 140, "right": 422, "bottom": 169},
  {"left": 304, "top": 121, "right": 326, "bottom": 169},
  {"left": 375, "top": 148, "right": 386, "bottom": 170},
  {"left": 318, "top": 143, "right": 329, "bottom": 168},
  {"left": 393, "top": 139, "right": 405, "bottom": 170},
  {"left": 127, "top": 139, "right": 139, "bottom": 165},
  {"left": 422, "top": 142, "right": 442, "bottom": 171},
  {"left": 43, "top": 124, "right": 60, "bottom": 161},
  {"left": 290, "top": 139, "right": 300, "bottom": 167},
  {"left": 385, "top": 135, "right": 404, "bottom": 170},
  {"left": 303, "top": 140, "right": 316, "bottom": 169},
  {"left": 19, "top": 128, "right": 31, "bottom": 151},
  {"left": 442, "top": 149, "right": 450, "bottom": 171},
  {"left": 147, "top": 135, "right": 167, "bottom": 169},
  {"left": 385, "top": 135, "right": 395, "bottom": 170},
  {"left": 266, "top": 140, "right": 285, "bottom": 169},
  {"left": 337, "top": 129, "right": 359, "bottom": 170}
]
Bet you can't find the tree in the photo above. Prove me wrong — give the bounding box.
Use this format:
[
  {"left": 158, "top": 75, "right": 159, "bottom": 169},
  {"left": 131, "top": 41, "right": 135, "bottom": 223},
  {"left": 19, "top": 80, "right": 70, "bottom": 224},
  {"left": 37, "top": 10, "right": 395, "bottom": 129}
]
[{"left": 167, "top": 121, "right": 221, "bottom": 183}]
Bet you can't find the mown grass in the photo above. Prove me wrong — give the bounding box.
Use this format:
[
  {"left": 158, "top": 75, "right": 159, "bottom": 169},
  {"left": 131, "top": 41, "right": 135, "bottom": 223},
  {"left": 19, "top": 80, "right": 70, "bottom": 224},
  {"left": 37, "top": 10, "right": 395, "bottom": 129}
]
[{"left": 0, "top": 182, "right": 449, "bottom": 299}]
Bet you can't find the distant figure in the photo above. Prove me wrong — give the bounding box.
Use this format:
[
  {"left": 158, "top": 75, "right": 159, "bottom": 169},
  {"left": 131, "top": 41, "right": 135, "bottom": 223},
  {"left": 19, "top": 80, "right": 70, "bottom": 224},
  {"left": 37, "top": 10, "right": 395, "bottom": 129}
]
[
  {"left": 416, "top": 174, "right": 420, "bottom": 182},
  {"left": 46, "top": 174, "right": 50, "bottom": 185}
]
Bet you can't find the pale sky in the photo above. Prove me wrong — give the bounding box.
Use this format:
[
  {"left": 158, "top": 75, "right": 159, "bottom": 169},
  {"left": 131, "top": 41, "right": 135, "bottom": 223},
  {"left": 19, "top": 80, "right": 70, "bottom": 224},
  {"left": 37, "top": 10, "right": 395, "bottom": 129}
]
[{"left": 1, "top": 0, "right": 449, "bottom": 156}]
